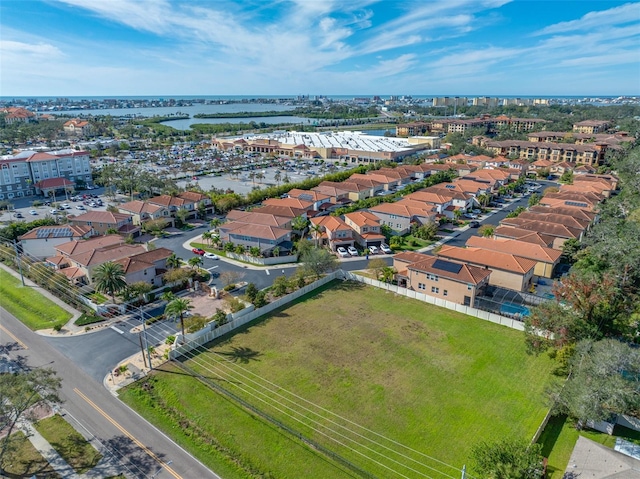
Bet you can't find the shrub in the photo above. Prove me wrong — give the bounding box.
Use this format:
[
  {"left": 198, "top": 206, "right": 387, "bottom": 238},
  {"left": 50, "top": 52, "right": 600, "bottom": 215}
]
[
  {"left": 74, "top": 313, "right": 105, "bottom": 326},
  {"left": 165, "top": 335, "right": 176, "bottom": 345},
  {"left": 53, "top": 324, "right": 63, "bottom": 332},
  {"left": 225, "top": 297, "right": 246, "bottom": 313},
  {"left": 244, "top": 283, "right": 258, "bottom": 302},
  {"left": 253, "top": 290, "right": 268, "bottom": 308},
  {"left": 223, "top": 284, "right": 236, "bottom": 292}
]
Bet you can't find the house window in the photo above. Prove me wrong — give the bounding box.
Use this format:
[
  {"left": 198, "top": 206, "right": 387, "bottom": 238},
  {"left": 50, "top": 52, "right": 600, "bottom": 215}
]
[
  {"left": 431, "top": 286, "right": 439, "bottom": 293},
  {"left": 443, "top": 290, "right": 448, "bottom": 297},
  {"left": 467, "top": 284, "right": 473, "bottom": 290},
  {"left": 418, "top": 282, "right": 425, "bottom": 290}
]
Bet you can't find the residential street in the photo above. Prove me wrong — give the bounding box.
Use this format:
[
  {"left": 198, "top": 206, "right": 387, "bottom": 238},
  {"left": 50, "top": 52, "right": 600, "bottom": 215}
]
[{"left": 1, "top": 309, "right": 220, "bottom": 479}]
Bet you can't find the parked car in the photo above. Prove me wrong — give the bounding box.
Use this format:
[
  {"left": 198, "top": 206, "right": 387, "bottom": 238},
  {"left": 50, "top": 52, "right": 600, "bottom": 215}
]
[
  {"left": 29, "top": 209, "right": 37, "bottom": 215},
  {"left": 49, "top": 209, "right": 59, "bottom": 214},
  {"left": 13, "top": 212, "right": 23, "bottom": 218},
  {"left": 61, "top": 203, "right": 71, "bottom": 209},
  {"left": 76, "top": 205, "right": 85, "bottom": 210},
  {"left": 369, "top": 245, "right": 379, "bottom": 255},
  {"left": 379, "top": 243, "right": 392, "bottom": 254},
  {"left": 204, "top": 252, "right": 219, "bottom": 260},
  {"left": 347, "top": 246, "right": 358, "bottom": 256},
  {"left": 192, "top": 248, "right": 205, "bottom": 255},
  {"left": 469, "top": 221, "right": 480, "bottom": 228},
  {"left": 337, "top": 247, "right": 349, "bottom": 258}
]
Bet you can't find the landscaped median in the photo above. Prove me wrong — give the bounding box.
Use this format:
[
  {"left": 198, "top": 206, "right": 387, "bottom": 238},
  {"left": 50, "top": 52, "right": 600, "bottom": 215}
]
[
  {"left": 0, "top": 269, "right": 72, "bottom": 330},
  {"left": 121, "top": 280, "right": 555, "bottom": 479}
]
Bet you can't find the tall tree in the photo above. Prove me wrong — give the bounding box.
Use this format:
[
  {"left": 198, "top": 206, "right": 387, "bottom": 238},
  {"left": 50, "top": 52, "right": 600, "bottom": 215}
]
[
  {"left": 300, "top": 247, "right": 338, "bottom": 279},
  {"left": 550, "top": 338, "right": 640, "bottom": 425},
  {"left": 0, "top": 368, "right": 62, "bottom": 470},
  {"left": 93, "top": 261, "right": 127, "bottom": 303},
  {"left": 188, "top": 256, "right": 203, "bottom": 270},
  {"left": 166, "top": 253, "right": 182, "bottom": 269},
  {"left": 164, "top": 298, "right": 193, "bottom": 341}
]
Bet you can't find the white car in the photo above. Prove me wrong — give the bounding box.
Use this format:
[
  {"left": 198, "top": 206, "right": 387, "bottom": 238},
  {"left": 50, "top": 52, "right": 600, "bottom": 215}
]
[
  {"left": 347, "top": 246, "right": 358, "bottom": 256},
  {"left": 204, "top": 252, "right": 219, "bottom": 260},
  {"left": 369, "top": 245, "right": 379, "bottom": 255},
  {"left": 61, "top": 203, "right": 71, "bottom": 209},
  {"left": 50, "top": 209, "right": 59, "bottom": 214},
  {"left": 76, "top": 205, "right": 85, "bottom": 210},
  {"left": 379, "top": 244, "right": 392, "bottom": 254},
  {"left": 337, "top": 247, "right": 349, "bottom": 258},
  {"left": 29, "top": 209, "right": 37, "bottom": 215}
]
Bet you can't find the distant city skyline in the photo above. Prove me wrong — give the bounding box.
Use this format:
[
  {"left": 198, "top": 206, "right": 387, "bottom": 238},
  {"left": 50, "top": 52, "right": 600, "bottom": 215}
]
[{"left": 1, "top": 0, "right": 639, "bottom": 97}]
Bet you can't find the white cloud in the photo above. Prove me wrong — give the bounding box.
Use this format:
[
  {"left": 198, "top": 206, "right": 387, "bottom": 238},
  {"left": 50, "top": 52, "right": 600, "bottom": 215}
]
[
  {"left": 0, "top": 40, "right": 64, "bottom": 59},
  {"left": 536, "top": 2, "right": 640, "bottom": 35}
]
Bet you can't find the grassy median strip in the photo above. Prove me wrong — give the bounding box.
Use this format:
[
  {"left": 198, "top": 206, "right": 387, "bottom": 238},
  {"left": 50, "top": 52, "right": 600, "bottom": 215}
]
[
  {"left": 0, "top": 269, "right": 72, "bottom": 330},
  {"left": 0, "top": 431, "right": 62, "bottom": 478},
  {"left": 122, "top": 280, "right": 555, "bottom": 478},
  {"left": 34, "top": 414, "right": 102, "bottom": 474}
]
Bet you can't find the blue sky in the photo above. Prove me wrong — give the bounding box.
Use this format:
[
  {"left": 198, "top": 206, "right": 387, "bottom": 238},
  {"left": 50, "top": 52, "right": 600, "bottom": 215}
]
[{"left": 1, "top": 0, "right": 639, "bottom": 96}]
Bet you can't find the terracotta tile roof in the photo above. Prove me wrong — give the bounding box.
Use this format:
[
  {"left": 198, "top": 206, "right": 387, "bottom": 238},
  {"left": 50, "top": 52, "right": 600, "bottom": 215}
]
[
  {"left": 393, "top": 251, "right": 430, "bottom": 264},
  {"left": 225, "top": 222, "right": 290, "bottom": 240},
  {"left": 113, "top": 247, "right": 172, "bottom": 274},
  {"left": 178, "top": 191, "right": 209, "bottom": 202},
  {"left": 408, "top": 256, "right": 492, "bottom": 285},
  {"left": 71, "top": 211, "right": 132, "bottom": 224},
  {"left": 538, "top": 197, "right": 596, "bottom": 211},
  {"left": 45, "top": 255, "right": 70, "bottom": 267},
  {"left": 500, "top": 217, "right": 582, "bottom": 238},
  {"left": 344, "top": 211, "right": 380, "bottom": 228},
  {"left": 118, "top": 200, "right": 165, "bottom": 215},
  {"left": 423, "top": 186, "right": 473, "bottom": 201},
  {"left": 34, "top": 177, "right": 75, "bottom": 189},
  {"left": 466, "top": 236, "right": 561, "bottom": 263},
  {"left": 148, "top": 195, "right": 191, "bottom": 207},
  {"left": 310, "top": 215, "right": 350, "bottom": 233},
  {"left": 462, "top": 169, "right": 511, "bottom": 181},
  {"left": 363, "top": 173, "right": 400, "bottom": 185},
  {"left": 517, "top": 211, "right": 590, "bottom": 230},
  {"left": 405, "top": 190, "right": 452, "bottom": 205},
  {"left": 71, "top": 244, "right": 146, "bottom": 267},
  {"left": 437, "top": 245, "right": 537, "bottom": 274},
  {"left": 19, "top": 224, "right": 91, "bottom": 241},
  {"left": 287, "top": 189, "right": 331, "bottom": 202},
  {"left": 369, "top": 201, "right": 435, "bottom": 219},
  {"left": 253, "top": 205, "right": 306, "bottom": 218},
  {"left": 528, "top": 205, "right": 597, "bottom": 222},
  {"left": 55, "top": 235, "right": 124, "bottom": 256},
  {"left": 312, "top": 183, "right": 350, "bottom": 198},
  {"left": 27, "top": 152, "right": 58, "bottom": 162},
  {"left": 560, "top": 183, "right": 609, "bottom": 196},
  {"left": 59, "top": 267, "right": 86, "bottom": 280},
  {"left": 225, "top": 210, "right": 291, "bottom": 227},
  {"left": 493, "top": 226, "right": 555, "bottom": 247},
  {"left": 344, "top": 176, "right": 384, "bottom": 188},
  {"left": 263, "top": 197, "right": 314, "bottom": 210}
]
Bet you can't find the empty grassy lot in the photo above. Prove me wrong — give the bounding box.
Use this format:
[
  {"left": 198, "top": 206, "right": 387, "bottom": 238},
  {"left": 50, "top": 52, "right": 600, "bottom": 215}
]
[
  {"left": 0, "top": 269, "right": 72, "bottom": 330},
  {"left": 122, "top": 280, "right": 554, "bottom": 478}
]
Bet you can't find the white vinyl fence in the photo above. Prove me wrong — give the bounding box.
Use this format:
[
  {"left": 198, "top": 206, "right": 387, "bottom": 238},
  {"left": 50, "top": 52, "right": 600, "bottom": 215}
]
[
  {"left": 170, "top": 271, "right": 341, "bottom": 359},
  {"left": 342, "top": 271, "right": 525, "bottom": 331}
]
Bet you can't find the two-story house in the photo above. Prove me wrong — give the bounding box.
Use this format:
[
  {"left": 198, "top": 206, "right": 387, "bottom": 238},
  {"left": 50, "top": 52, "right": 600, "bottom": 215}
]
[
  {"left": 70, "top": 211, "right": 139, "bottom": 237},
  {"left": 286, "top": 189, "right": 332, "bottom": 211},
  {"left": 117, "top": 200, "right": 172, "bottom": 227},
  {"left": 19, "top": 224, "right": 93, "bottom": 259},
  {"left": 343, "top": 211, "right": 386, "bottom": 249},
  {"left": 368, "top": 201, "right": 436, "bottom": 235},
  {"left": 310, "top": 215, "right": 355, "bottom": 251}
]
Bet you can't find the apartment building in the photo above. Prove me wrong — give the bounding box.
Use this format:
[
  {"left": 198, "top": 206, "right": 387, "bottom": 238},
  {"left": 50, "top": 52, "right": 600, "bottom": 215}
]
[
  {"left": 0, "top": 149, "right": 93, "bottom": 200},
  {"left": 573, "top": 120, "right": 610, "bottom": 134},
  {"left": 484, "top": 140, "right": 606, "bottom": 166}
]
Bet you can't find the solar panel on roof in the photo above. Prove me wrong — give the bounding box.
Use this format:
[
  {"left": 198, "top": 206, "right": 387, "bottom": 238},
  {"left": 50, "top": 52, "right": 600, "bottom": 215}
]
[{"left": 432, "top": 259, "right": 463, "bottom": 274}]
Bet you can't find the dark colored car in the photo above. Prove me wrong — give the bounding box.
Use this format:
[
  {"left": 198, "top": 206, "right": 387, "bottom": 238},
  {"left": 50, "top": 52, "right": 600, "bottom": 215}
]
[
  {"left": 192, "top": 248, "right": 206, "bottom": 255},
  {"left": 469, "top": 221, "right": 480, "bottom": 228}
]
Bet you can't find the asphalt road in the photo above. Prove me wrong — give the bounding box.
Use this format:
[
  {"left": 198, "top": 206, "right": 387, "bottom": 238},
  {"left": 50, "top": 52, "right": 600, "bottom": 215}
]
[{"left": 0, "top": 310, "right": 220, "bottom": 479}]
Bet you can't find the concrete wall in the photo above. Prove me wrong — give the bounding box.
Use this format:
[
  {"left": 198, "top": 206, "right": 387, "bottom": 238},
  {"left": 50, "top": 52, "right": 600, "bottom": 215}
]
[{"left": 225, "top": 252, "right": 298, "bottom": 265}]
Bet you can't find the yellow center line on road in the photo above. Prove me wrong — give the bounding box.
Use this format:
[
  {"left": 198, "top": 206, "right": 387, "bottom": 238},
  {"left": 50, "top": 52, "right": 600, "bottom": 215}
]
[
  {"left": 73, "top": 387, "right": 182, "bottom": 479},
  {"left": 0, "top": 323, "right": 28, "bottom": 349}
]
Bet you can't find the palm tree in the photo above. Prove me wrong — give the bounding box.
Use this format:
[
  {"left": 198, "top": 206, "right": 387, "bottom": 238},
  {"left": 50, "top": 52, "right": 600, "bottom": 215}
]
[
  {"left": 188, "top": 256, "right": 203, "bottom": 270},
  {"left": 209, "top": 218, "right": 222, "bottom": 231},
  {"left": 310, "top": 223, "right": 322, "bottom": 248},
  {"left": 93, "top": 261, "right": 127, "bottom": 303},
  {"left": 160, "top": 291, "right": 176, "bottom": 303},
  {"left": 202, "top": 231, "right": 212, "bottom": 246},
  {"left": 274, "top": 170, "right": 282, "bottom": 185},
  {"left": 166, "top": 253, "right": 182, "bottom": 269},
  {"left": 164, "top": 298, "right": 193, "bottom": 341}
]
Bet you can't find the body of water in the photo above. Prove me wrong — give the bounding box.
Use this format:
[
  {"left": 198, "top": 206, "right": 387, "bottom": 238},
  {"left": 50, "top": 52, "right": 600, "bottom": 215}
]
[
  {"left": 162, "top": 115, "right": 314, "bottom": 130},
  {"left": 45, "top": 102, "right": 298, "bottom": 117}
]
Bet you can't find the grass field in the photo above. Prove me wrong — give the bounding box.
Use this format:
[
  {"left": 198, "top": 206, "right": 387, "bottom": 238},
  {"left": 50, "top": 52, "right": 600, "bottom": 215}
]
[
  {"left": 0, "top": 269, "right": 72, "bottom": 330},
  {"left": 34, "top": 414, "right": 102, "bottom": 474},
  {"left": 121, "top": 280, "right": 554, "bottom": 479},
  {"left": 0, "top": 431, "right": 62, "bottom": 478}
]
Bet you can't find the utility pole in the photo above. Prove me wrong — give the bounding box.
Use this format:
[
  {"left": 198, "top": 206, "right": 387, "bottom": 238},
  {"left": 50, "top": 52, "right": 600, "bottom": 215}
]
[
  {"left": 461, "top": 464, "right": 466, "bottom": 479},
  {"left": 13, "top": 240, "right": 25, "bottom": 286},
  {"left": 140, "top": 306, "right": 153, "bottom": 371}
]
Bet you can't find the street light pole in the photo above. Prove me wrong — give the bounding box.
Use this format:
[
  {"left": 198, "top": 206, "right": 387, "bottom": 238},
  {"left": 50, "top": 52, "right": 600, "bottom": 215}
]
[
  {"left": 140, "top": 306, "right": 153, "bottom": 371},
  {"left": 13, "top": 240, "right": 25, "bottom": 286}
]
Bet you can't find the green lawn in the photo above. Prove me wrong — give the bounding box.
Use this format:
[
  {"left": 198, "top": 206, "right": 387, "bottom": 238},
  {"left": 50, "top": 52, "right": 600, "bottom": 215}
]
[
  {"left": 538, "top": 415, "right": 640, "bottom": 478},
  {"left": 121, "top": 280, "right": 554, "bottom": 479},
  {"left": 0, "top": 431, "right": 62, "bottom": 478},
  {"left": 34, "top": 414, "right": 102, "bottom": 474},
  {"left": 0, "top": 269, "right": 72, "bottom": 330}
]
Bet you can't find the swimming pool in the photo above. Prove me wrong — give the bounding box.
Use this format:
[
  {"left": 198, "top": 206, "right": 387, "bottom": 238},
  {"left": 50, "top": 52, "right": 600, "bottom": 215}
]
[{"left": 500, "top": 302, "right": 531, "bottom": 317}]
